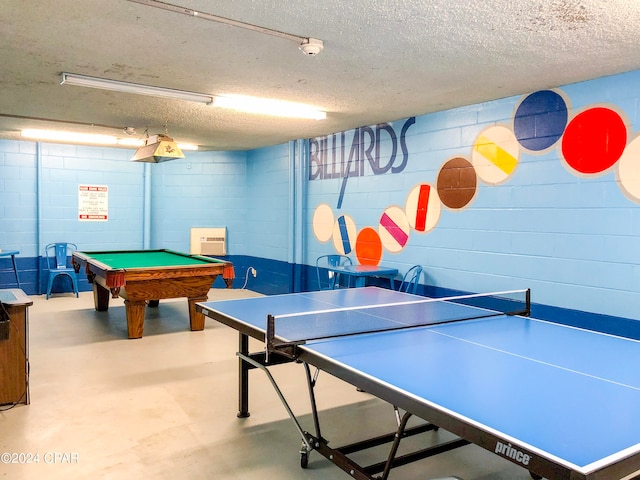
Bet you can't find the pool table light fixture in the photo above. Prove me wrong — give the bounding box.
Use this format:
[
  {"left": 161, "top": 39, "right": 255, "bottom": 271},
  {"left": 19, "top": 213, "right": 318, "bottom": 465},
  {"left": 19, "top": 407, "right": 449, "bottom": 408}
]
[
  {"left": 60, "top": 72, "right": 327, "bottom": 120},
  {"left": 130, "top": 134, "right": 185, "bottom": 163}
]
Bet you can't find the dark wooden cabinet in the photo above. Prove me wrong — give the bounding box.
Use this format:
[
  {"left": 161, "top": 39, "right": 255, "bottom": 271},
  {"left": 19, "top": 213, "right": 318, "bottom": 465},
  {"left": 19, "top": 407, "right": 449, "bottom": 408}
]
[{"left": 0, "top": 289, "right": 32, "bottom": 406}]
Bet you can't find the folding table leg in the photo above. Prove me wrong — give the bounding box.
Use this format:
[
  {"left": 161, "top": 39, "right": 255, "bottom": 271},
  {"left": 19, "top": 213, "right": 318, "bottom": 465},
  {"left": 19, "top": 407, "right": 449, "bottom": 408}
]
[
  {"left": 238, "top": 333, "right": 250, "bottom": 417},
  {"left": 237, "top": 351, "right": 314, "bottom": 455}
]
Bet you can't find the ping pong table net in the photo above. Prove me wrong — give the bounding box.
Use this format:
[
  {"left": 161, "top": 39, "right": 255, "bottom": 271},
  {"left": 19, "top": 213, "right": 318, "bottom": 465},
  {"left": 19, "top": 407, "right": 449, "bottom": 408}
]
[{"left": 265, "top": 289, "right": 530, "bottom": 361}]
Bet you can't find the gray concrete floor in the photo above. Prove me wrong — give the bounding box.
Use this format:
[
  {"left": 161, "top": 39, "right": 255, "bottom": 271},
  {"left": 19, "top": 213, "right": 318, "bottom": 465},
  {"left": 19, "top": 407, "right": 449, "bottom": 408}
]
[{"left": 0, "top": 289, "right": 621, "bottom": 480}]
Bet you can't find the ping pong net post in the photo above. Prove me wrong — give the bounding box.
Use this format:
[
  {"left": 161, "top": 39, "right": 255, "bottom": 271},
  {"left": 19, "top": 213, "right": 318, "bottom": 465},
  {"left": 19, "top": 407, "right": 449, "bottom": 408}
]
[{"left": 265, "top": 288, "right": 530, "bottom": 363}]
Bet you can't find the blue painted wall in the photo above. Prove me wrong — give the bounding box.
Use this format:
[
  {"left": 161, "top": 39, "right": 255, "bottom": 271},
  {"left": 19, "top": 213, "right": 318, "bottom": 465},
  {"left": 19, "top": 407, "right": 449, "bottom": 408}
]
[
  {"left": 304, "top": 72, "right": 640, "bottom": 325},
  {"left": 150, "top": 149, "right": 248, "bottom": 251},
  {"left": 2, "top": 69, "right": 640, "bottom": 330},
  {"left": 0, "top": 141, "right": 147, "bottom": 293}
]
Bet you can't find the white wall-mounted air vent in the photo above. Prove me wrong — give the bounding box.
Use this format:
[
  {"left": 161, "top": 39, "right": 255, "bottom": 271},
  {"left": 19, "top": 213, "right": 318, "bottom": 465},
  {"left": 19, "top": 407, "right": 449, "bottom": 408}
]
[{"left": 190, "top": 227, "right": 227, "bottom": 256}]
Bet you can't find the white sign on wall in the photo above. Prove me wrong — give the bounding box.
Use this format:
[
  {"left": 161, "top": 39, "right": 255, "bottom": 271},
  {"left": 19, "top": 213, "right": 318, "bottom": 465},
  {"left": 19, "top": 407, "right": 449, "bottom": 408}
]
[{"left": 78, "top": 185, "right": 108, "bottom": 221}]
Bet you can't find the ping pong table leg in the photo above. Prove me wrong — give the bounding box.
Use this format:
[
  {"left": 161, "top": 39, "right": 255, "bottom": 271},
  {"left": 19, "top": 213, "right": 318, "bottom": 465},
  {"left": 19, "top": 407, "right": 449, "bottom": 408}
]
[
  {"left": 303, "top": 362, "right": 322, "bottom": 440},
  {"left": 236, "top": 350, "right": 315, "bottom": 461},
  {"left": 238, "top": 333, "right": 250, "bottom": 418}
]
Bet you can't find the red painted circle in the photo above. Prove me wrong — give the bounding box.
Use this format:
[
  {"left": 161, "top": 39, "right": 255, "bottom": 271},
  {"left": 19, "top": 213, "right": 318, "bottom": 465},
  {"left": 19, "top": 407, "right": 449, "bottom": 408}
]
[
  {"left": 355, "top": 227, "right": 382, "bottom": 265},
  {"left": 561, "top": 107, "right": 627, "bottom": 175}
]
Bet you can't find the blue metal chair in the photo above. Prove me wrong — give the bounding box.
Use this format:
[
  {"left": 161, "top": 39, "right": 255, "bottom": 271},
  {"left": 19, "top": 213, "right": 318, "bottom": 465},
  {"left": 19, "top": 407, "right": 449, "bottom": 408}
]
[
  {"left": 398, "top": 265, "right": 422, "bottom": 294},
  {"left": 45, "top": 243, "right": 79, "bottom": 299},
  {"left": 316, "top": 254, "right": 352, "bottom": 290}
]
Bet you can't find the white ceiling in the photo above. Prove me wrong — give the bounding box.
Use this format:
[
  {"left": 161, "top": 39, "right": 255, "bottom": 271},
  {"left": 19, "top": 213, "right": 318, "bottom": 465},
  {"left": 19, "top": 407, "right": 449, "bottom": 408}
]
[{"left": 2, "top": 0, "right": 640, "bottom": 151}]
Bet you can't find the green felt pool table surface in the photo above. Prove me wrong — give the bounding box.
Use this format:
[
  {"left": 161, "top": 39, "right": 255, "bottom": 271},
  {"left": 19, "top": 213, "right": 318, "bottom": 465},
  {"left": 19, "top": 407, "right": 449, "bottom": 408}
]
[{"left": 77, "top": 249, "right": 225, "bottom": 269}]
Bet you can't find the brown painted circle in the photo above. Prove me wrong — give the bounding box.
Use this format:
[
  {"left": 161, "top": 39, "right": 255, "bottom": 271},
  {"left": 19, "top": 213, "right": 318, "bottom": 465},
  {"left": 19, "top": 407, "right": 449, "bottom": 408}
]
[{"left": 436, "top": 157, "right": 477, "bottom": 209}]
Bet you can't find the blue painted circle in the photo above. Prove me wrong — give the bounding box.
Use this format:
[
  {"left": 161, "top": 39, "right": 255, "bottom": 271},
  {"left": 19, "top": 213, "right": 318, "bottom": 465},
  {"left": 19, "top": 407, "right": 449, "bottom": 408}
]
[{"left": 514, "top": 90, "right": 568, "bottom": 151}]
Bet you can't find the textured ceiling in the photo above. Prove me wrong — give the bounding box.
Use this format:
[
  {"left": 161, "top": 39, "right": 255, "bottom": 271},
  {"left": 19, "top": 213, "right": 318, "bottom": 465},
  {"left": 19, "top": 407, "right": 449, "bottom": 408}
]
[{"left": 1, "top": 0, "right": 640, "bottom": 151}]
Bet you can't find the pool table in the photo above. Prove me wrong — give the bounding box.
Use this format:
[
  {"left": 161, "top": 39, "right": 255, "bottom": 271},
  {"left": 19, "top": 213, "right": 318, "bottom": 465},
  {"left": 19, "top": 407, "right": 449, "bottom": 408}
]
[{"left": 72, "top": 249, "right": 234, "bottom": 339}]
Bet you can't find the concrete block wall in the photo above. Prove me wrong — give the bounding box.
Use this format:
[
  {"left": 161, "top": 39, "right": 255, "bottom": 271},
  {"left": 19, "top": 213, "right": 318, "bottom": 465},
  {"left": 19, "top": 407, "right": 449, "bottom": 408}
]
[
  {"left": 3, "top": 69, "right": 640, "bottom": 326},
  {"left": 305, "top": 70, "right": 640, "bottom": 322}
]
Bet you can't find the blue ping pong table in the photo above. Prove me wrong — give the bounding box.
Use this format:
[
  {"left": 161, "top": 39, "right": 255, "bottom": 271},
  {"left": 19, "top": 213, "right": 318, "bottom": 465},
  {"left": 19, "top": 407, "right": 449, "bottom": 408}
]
[{"left": 196, "top": 286, "right": 640, "bottom": 480}]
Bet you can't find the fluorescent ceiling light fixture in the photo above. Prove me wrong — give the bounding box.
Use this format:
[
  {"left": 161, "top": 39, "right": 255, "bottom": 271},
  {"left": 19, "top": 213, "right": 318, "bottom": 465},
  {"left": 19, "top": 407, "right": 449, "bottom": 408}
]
[
  {"left": 21, "top": 129, "right": 198, "bottom": 150},
  {"left": 61, "top": 73, "right": 214, "bottom": 104},
  {"left": 21, "top": 129, "right": 117, "bottom": 145},
  {"left": 117, "top": 138, "right": 198, "bottom": 150},
  {"left": 116, "top": 138, "right": 145, "bottom": 147},
  {"left": 213, "top": 94, "right": 326, "bottom": 120},
  {"left": 176, "top": 143, "right": 198, "bottom": 151},
  {"left": 61, "top": 72, "right": 327, "bottom": 120}
]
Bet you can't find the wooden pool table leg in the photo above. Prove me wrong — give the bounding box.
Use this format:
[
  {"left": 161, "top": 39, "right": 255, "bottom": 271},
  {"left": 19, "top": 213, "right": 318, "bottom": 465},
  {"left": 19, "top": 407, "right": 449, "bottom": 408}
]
[
  {"left": 188, "top": 296, "right": 208, "bottom": 331},
  {"left": 124, "top": 300, "right": 146, "bottom": 339},
  {"left": 93, "top": 283, "right": 110, "bottom": 311}
]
